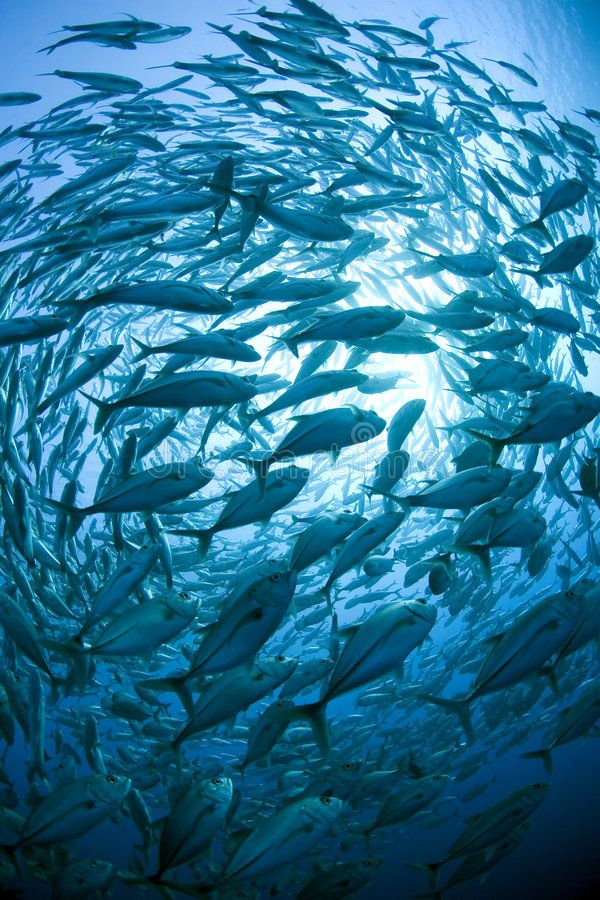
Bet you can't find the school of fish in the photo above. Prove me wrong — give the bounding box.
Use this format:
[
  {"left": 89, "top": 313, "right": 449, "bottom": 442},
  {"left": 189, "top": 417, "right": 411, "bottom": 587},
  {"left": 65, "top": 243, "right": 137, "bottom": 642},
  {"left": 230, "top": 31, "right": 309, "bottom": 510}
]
[{"left": 0, "top": 0, "right": 599, "bottom": 897}]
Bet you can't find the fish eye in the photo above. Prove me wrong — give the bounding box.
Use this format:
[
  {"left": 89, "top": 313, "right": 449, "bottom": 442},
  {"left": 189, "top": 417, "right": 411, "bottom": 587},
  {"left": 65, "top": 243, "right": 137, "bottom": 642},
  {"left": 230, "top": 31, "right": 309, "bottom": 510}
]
[
  {"left": 107, "top": 774, "right": 117, "bottom": 784},
  {"left": 434, "top": 775, "right": 441, "bottom": 781},
  {"left": 320, "top": 796, "right": 332, "bottom": 805},
  {"left": 342, "top": 762, "right": 353, "bottom": 770},
  {"left": 534, "top": 782, "right": 545, "bottom": 789},
  {"left": 180, "top": 591, "right": 190, "bottom": 599},
  {"left": 212, "top": 777, "right": 223, "bottom": 785},
  {"left": 91, "top": 861, "right": 98, "bottom": 867},
  {"left": 275, "top": 655, "right": 285, "bottom": 662},
  {"left": 270, "top": 572, "right": 281, "bottom": 582}
]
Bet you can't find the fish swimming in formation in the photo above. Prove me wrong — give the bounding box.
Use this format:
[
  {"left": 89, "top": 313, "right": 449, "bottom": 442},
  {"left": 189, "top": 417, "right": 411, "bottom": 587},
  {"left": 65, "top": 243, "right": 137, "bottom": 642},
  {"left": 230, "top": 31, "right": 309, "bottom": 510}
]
[{"left": 0, "top": 0, "right": 598, "bottom": 898}]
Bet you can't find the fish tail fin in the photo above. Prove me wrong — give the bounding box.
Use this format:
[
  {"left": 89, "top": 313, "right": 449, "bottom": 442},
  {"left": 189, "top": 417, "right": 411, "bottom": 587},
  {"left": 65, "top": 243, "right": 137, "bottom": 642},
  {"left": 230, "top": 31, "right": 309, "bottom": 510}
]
[
  {"left": 282, "top": 337, "right": 299, "bottom": 358},
  {"left": 365, "top": 487, "right": 410, "bottom": 511},
  {"left": 463, "top": 428, "right": 505, "bottom": 464},
  {"left": 302, "top": 702, "right": 331, "bottom": 756},
  {"left": 79, "top": 390, "right": 113, "bottom": 433},
  {"left": 318, "top": 583, "right": 334, "bottom": 614},
  {"left": 154, "top": 876, "right": 213, "bottom": 896},
  {"left": 451, "top": 544, "right": 492, "bottom": 581},
  {"left": 509, "top": 266, "right": 545, "bottom": 286},
  {"left": 154, "top": 738, "right": 180, "bottom": 762},
  {"left": 49, "top": 674, "right": 67, "bottom": 705},
  {"left": 521, "top": 748, "right": 553, "bottom": 775},
  {"left": 539, "top": 664, "right": 559, "bottom": 696},
  {"left": 47, "top": 298, "right": 86, "bottom": 324},
  {"left": 26, "top": 758, "right": 47, "bottom": 783},
  {"left": 408, "top": 861, "right": 445, "bottom": 891},
  {"left": 240, "top": 409, "right": 257, "bottom": 432},
  {"left": 141, "top": 676, "right": 194, "bottom": 718},
  {"left": 168, "top": 528, "right": 214, "bottom": 559},
  {"left": 130, "top": 336, "right": 153, "bottom": 362},
  {"left": 275, "top": 701, "right": 330, "bottom": 756},
  {"left": 417, "top": 694, "right": 474, "bottom": 744},
  {"left": 513, "top": 219, "right": 551, "bottom": 242},
  {"left": 43, "top": 498, "right": 85, "bottom": 539},
  {"left": 240, "top": 456, "right": 270, "bottom": 498},
  {"left": 196, "top": 529, "right": 214, "bottom": 559},
  {"left": 41, "top": 636, "right": 84, "bottom": 658},
  {"left": 122, "top": 874, "right": 178, "bottom": 899},
  {"left": 204, "top": 180, "right": 243, "bottom": 202},
  {"left": 0, "top": 843, "right": 28, "bottom": 881},
  {"left": 122, "top": 873, "right": 162, "bottom": 886}
]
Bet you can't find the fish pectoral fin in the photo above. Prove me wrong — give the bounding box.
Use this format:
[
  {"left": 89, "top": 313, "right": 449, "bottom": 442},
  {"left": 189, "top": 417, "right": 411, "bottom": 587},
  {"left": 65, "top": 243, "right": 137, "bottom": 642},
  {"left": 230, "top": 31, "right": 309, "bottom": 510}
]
[{"left": 464, "top": 812, "right": 482, "bottom": 824}]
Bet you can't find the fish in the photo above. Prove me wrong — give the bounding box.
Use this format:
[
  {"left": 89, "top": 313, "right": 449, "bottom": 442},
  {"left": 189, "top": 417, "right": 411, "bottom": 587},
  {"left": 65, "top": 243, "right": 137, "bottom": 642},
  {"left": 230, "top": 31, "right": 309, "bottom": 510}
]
[
  {"left": 0, "top": 774, "right": 131, "bottom": 852},
  {"left": 281, "top": 306, "right": 406, "bottom": 357},
  {"left": 59, "top": 281, "right": 233, "bottom": 317},
  {"left": 218, "top": 794, "right": 343, "bottom": 885},
  {"left": 169, "top": 655, "right": 297, "bottom": 748},
  {"left": 143, "top": 567, "right": 297, "bottom": 713},
  {"left": 0, "top": 315, "right": 71, "bottom": 348},
  {"left": 522, "top": 682, "right": 600, "bottom": 774},
  {"left": 81, "top": 371, "right": 257, "bottom": 431},
  {"left": 46, "top": 459, "right": 214, "bottom": 534},
  {"left": 243, "top": 406, "right": 386, "bottom": 494},
  {"left": 0, "top": 91, "right": 41, "bottom": 105},
  {"left": 248, "top": 370, "right": 369, "bottom": 421},
  {"left": 131, "top": 332, "right": 261, "bottom": 364},
  {"left": 169, "top": 465, "right": 310, "bottom": 557},
  {"left": 366, "top": 773, "right": 451, "bottom": 832},
  {"left": 148, "top": 775, "right": 233, "bottom": 880},
  {"left": 281, "top": 599, "right": 436, "bottom": 752},
  {"left": 428, "top": 782, "right": 548, "bottom": 874},
  {"left": 466, "top": 387, "right": 600, "bottom": 461},
  {"left": 419, "top": 580, "right": 598, "bottom": 740},
  {"left": 78, "top": 590, "right": 198, "bottom": 657},
  {"left": 322, "top": 511, "right": 406, "bottom": 595},
  {"left": 513, "top": 235, "right": 594, "bottom": 283},
  {"left": 33, "top": 344, "right": 123, "bottom": 415}
]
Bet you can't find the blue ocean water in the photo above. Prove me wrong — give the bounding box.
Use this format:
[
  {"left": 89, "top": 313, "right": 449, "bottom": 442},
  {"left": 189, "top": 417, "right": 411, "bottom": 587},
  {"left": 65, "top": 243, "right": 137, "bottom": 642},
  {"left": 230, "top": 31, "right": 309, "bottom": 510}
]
[{"left": 0, "top": 1, "right": 599, "bottom": 898}]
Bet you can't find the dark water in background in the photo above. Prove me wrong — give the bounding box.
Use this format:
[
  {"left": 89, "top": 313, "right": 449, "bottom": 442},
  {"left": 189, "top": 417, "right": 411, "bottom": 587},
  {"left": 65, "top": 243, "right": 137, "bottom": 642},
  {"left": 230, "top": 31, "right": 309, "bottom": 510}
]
[{"left": 1, "top": 0, "right": 600, "bottom": 897}]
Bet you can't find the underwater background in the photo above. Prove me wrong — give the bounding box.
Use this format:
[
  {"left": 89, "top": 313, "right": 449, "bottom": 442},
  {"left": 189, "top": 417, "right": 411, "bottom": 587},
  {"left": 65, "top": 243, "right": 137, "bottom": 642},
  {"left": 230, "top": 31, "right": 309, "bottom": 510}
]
[{"left": 0, "top": 0, "right": 599, "bottom": 898}]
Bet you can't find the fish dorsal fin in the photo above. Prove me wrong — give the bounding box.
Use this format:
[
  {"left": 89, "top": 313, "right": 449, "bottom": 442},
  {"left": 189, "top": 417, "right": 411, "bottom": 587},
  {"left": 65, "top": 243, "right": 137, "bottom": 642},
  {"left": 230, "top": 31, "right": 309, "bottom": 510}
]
[
  {"left": 483, "top": 632, "right": 505, "bottom": 646},
  {"left": 338, "top": 624, "right": 360, "bottom": 641}
]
